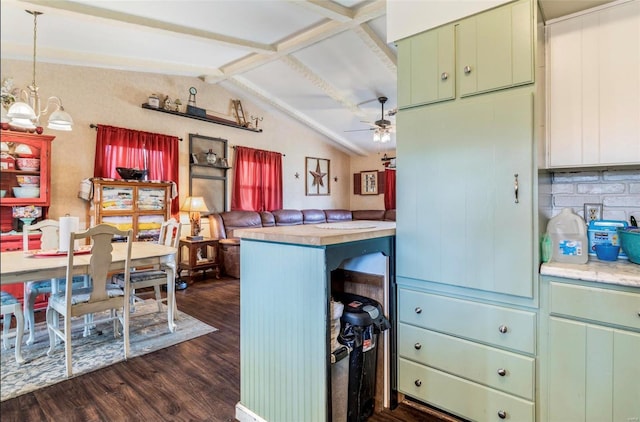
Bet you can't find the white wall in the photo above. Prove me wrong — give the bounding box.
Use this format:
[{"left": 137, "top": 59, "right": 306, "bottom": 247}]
[
  {"left": 387, "top": 0, "right": 510, "bottom": 42},
  {"left": 1, "top": 59, "right": 364, "bottom": 228}
]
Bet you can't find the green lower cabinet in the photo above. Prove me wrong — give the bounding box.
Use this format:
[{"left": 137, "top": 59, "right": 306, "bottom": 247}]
[
  {"left": 540, "top": 277, "right": 640, "bottom": 422},
  {"left": 546, "top": 319, "right": 640, "bottom": 421}
]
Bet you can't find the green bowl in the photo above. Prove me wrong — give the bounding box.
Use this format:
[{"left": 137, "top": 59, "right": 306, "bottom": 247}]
[{"left": 618, "top": 228, "right": 640, "bottom": 264}]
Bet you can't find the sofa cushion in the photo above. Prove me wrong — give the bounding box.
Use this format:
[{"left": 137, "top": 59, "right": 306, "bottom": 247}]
[
  {"left": 260, "top": 211, "right": 276, "bottom": 227},
  {"left": 352, "top": 210, "right": 385, "bottom": 221},
  {"left": 220, "top": 211, "right": 263, "bottom": 238},
  {"left": 302, "top": 209, "right": 327, "bottom": 224},
  {"left": 324, "top": 209, "right": 353, "bottom": 222},
  {"left": 271, "top": 209, "right": 304, "bottom": 226},
  {"left": 384, "top": 209, "right": 396, "bottom": 221}
]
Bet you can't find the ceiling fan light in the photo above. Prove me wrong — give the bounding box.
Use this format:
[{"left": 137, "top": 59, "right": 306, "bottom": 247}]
[
  {"left": 373, "top": 128, "right": 382, "bottom": 143},
  {"left": 381, "top": 128, "right": 391, "bottom": 143}
]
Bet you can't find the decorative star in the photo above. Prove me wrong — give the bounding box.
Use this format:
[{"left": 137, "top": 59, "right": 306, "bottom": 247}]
[{"left": 309, "top": 160, "right": 327, "bottom": 187}]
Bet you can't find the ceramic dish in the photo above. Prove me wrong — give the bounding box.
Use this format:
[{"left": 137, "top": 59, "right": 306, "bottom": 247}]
[
  {"left": 12, "top": 186, "right": 40, "bottom": 198},
  {"left": 16, "top": 157, "right": 40, "bottom": 171},
  {"left": 16, "top": 175, "right": 40, "bottom": 186}
]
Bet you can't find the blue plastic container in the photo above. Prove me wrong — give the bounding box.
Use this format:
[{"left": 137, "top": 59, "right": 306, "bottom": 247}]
[
  {"left": 587, "top": 220, "right": 628, "bottom": 259},
  {"left": 594, "top": 243, "right": 620, "bottom": 261}
]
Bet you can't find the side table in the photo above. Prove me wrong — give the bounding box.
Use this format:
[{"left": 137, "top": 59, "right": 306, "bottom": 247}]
[{"left": 177, "top": 237, "right": 221, "bottom": 284}]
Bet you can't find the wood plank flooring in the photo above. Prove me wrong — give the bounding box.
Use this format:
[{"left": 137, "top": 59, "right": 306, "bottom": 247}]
[{"left": 1, "top": 275, "right": 459, "bottom": 422}]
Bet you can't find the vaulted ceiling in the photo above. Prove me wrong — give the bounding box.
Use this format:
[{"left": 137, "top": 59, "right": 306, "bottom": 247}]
[{"left": 0, "top": 0, "right": 614, "bottom": 155}]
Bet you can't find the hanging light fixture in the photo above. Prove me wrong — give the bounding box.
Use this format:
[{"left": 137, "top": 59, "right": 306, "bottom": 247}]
[
  {"left": 373, "top": 127, "right": 391, "bottom": 143},
  {"left": 6, "top": 10, "right": 73, "bottom": 132}
]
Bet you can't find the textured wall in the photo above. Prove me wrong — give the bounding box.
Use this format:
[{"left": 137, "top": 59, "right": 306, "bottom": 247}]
[{"left": 540, "top": 169, "right": 640, "bottom": 224}]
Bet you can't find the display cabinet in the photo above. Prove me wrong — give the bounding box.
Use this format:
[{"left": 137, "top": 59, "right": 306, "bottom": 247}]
[
  {"left": 88, "top": 179, "right": 172, "bottom": 242},
  {"left": 0, "top": 130, "right": 55, "bottom": 309}
]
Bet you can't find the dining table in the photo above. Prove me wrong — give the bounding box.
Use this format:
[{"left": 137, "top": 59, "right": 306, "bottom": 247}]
[{"left": 0, "top": 242, "right": 179, "bottom": 333}]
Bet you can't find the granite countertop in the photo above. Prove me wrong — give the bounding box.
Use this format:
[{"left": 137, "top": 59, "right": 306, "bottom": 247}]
[
  {"left": 234, "top": 220, "right": 396, "bottom": 246},
  {"left": 540, "top": 258, "right": 640, "bottom": 288}
]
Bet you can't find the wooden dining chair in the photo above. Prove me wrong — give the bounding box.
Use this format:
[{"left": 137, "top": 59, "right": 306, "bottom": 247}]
[
  {"left": 113, "top": 218, "right": 181, "bottom": 331},
  {"left": 23, "top": 219, "right": 88, "bottom": 345},
  {"left": 46, "top": 224, "right": 133, "bottom": 377},
  {"left": 1, "top": 290, "right": 25, "bottom": 364}
]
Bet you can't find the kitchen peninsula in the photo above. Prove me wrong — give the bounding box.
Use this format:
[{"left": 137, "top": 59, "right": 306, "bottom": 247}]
[{"left": 233, "top": 221, "right": 396, "bottom": 422}]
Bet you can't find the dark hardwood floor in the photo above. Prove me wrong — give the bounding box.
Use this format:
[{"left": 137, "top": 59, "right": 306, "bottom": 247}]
[{"left": 1, "top": 275, "right": 457, "bottom": 422}]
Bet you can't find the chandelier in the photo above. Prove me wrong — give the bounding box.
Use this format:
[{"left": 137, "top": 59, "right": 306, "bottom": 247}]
[
  {"left": 373, "top": 127, "right": 391, "bottom": 143},
  {"left": 5, "top": 10, "right": 74, "bottom": 132}
]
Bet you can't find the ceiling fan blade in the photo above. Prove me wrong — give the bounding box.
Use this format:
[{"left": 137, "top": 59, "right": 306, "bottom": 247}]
[{"left": 344, "top": 128, "right": 375, "bottom": 132}]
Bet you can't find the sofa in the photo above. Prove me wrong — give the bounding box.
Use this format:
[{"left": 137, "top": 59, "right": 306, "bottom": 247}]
[{"left": 208, "top": 209, "right": 396, "bottom": 278}]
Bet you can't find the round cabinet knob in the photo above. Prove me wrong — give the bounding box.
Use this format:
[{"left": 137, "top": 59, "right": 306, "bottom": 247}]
[
  {"left": 464, "top": 65, "right": 472, "bottom": 75},
  {"left": 498, "top": 325, "right": 508, "bottom": 334},
  {"left": 498, "top": 410, "right": 507, "bottom": 419},
  {"left": 415, "top": 307, "right": 422, "bottom": 314},
  {"left": 414, "top": 343, "right": 422, "bottom": 350},
  {"left": 441, "top": 72, "right": 449, "bottom": 81},
  {"left": 497, "top": 368, "right": 507, "bottom": 377},
  {"left": 414, "top": 379, "right": 422, "bottom": 387}
]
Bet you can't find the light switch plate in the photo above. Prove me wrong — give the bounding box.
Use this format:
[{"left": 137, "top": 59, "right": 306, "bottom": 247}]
[{"left": 584, "top": 203, "right": 603, "bottom": 223}]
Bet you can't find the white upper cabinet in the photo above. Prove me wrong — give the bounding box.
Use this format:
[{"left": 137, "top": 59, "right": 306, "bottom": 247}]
[{"left": 546, "top": 0, "right": 640, "bottom": 168}]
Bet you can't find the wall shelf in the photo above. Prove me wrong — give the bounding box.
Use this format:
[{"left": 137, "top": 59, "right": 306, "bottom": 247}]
[{"left": 141, "top": 103, "right": 262, "bottom": 133}]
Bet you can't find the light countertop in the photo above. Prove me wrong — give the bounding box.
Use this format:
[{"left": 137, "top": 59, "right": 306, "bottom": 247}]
[
  {"left": 540, "top": 258, "right": 640, "bottom": 288},
  {"left": 234, "top": 220, "right": 396, "bottom": 246}
]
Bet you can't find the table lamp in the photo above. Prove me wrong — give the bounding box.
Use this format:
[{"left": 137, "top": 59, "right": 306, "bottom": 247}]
[{"left": 181, "top": 196, "right": 209, "bottom": 240}]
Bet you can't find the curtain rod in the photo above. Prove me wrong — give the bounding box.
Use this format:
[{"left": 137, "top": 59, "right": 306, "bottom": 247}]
[
  {"left": 89, "top": 124, "right": 183, "bottom": 141},
  {"left": 232, "top": 145, "right": 285, "bottom": 156}
]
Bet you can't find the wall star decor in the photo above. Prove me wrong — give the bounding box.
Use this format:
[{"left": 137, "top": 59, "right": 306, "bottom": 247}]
[{"left": 305, "top": 157, "right": 330, "bottom": 196}]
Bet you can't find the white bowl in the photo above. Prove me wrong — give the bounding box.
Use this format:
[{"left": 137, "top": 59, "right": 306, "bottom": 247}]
[{"left": 12, "top": 186, "right": 40, "bottom": 198}]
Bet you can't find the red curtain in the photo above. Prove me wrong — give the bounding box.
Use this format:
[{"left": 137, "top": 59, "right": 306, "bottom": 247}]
[
  {"left": 94, "top": 124, "right": 180, "bottom": 215},
  {"left": 384, "top": 168, "right": 396, "bottom": 210},
  {"left": 231, "top": 146, "right": 283, "bottom": 212}
]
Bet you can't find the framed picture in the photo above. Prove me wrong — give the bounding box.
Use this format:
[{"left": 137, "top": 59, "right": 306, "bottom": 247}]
[
  {"left": 305, "top": 157, "right": 330, "bottom": 196},
  {"left": 360, "top": 170, "right": 378, "bottom": 195}
]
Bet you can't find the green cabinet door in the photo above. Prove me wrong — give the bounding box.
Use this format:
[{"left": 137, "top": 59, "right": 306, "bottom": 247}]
[
  {"left": 397, "top": 25, "right": 455, "bottom": 109},
  {"left": 396, "top": 89, "right": 534, "bottom": 298},
  {"left": 457, "top": 0, "right": 533, "bottom": 97},
  {"left": 547, "top": 317, "right": 640, "bottom": 421}
]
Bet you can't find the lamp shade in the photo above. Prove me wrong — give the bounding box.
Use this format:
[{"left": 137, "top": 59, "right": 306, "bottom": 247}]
[
  {"left": 180, "top": 196, "right": 209, "bottom": 213},
  {"left": 7, "top": 102, "right": 37, "bottom": 120},
  {"left": 48, "top": 108, "right": 74, "bottom": 129}
]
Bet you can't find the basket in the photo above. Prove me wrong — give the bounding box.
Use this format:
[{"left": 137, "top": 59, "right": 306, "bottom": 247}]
[{"left": 617, "top": 228, "right": 640, "bottom": 264}]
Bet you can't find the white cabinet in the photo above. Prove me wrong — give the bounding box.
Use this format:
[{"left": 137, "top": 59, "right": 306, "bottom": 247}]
[{"left": 546, "top": 0, "right": 640, "bottom": 168}]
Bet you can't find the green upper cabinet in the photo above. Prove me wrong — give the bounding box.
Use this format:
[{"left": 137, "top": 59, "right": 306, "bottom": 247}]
[
  {"left": 457, "top": 0, "right": 534, "bottom": 97},
  {"left": 398, "top": 0, "right": 534, "bottom": 109},
  {"left": 397, "top": 24, "right": 455, "bottom": 109}
]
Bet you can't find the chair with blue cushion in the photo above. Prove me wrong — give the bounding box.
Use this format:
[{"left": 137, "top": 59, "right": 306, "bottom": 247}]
[
  {"left": 23, "top": 219, "right": 89, "bottom": 345},
  {"left": 113, "top": 218, "right": 181, "bottom": 331},
  {"left": 1, "top": 290, "right": 25, "bottom": 364},
  {"left": 46, "top": 224, "right": 133, "bottom": 377}
]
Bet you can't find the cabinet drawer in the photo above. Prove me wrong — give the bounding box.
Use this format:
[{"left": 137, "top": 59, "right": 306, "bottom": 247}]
[
  {"left": 399, "top": 323, "right": 535, "bottom": 400},
  {"left": 399, "top": 288, "right": 536, "bottom": 354},
  {"left": 399, "top": 358, "right": 534, "bottom": 422},
  {"left": 550, "top": 282, "right": 640, "bottom": 330}
]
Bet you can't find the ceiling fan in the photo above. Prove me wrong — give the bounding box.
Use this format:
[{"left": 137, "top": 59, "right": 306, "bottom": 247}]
[{"left": 345, "top": 96, "right": 395, "bottom": 133}]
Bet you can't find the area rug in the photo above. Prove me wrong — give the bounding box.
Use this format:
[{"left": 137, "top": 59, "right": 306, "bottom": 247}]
[{"left": 1, "top": 300, "right": 217, "bottom": 401}]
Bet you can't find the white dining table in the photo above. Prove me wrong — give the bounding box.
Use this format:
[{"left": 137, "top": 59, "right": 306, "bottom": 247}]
[{"left": 0, "top": 242, "right": 179, "bottom": 333}]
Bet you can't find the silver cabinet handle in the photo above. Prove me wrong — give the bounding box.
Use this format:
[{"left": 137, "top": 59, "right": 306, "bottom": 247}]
[
  {"left": 497, "top": 368, "right": 507, "bottom": 377},
  {"left": 464, "top": 65, "right": 472, "bottom": 74},
  {"left": 415, "top": 307, "right": 422, "bottom": 314},
  {"left": 441, "top": 72, "right": 449, "bottom": 81},
  {"left": 498, "top": 410, "right": 507, "bottom": 419},
  {"left": 414, "top": 343, "right": 422, "bottom": 350},
  {"left": 499, "top": 325, "right": 508, "bottom": 334},
  {"left": 514, "top": 173, "right": 519, "bottom": 204},
  {"left": 414, "top": 379, "right": 422, "bottom": 387}
]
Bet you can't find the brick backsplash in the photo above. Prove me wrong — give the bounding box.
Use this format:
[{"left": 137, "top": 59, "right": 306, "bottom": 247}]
[{"left": 543, "top": 169, "right": 640, "bottom": 223}]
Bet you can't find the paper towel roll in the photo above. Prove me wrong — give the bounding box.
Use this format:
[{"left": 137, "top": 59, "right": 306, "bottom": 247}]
[{"left": 59, "top": 216, "right": 80, "bottom": 252}]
